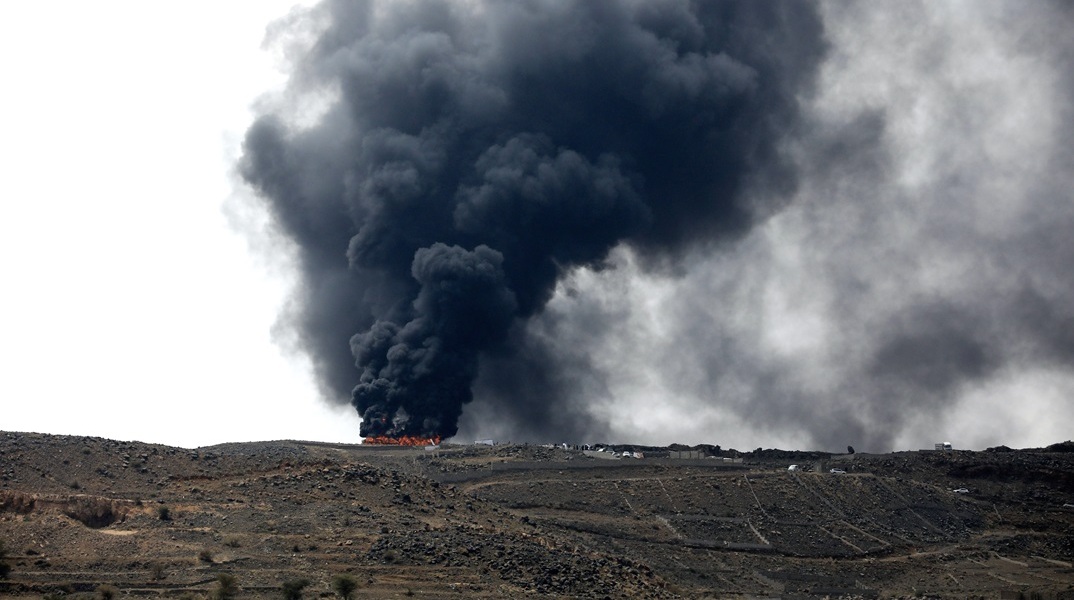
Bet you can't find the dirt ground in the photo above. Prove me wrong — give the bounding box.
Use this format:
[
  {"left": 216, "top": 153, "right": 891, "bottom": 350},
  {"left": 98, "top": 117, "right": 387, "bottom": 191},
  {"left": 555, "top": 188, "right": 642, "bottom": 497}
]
[{"left": 1, "top": 432, "right": 1072, "bottom": 599}]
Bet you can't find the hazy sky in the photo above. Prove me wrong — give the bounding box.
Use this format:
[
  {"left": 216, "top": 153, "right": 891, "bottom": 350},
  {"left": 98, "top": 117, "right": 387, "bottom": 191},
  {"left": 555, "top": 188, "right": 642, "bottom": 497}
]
[
  {"left": 2, "top": 1, "right": 1071, "bottom": 451},
  {"left": 0, "top": 2, "right": 361, "bottom": 447}
]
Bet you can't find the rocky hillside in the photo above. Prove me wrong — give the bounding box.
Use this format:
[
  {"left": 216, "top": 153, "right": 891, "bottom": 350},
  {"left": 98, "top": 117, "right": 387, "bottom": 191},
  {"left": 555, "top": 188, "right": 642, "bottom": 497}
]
[{"left": 1, "top": 432, "right": 1072, "bottom": 599}]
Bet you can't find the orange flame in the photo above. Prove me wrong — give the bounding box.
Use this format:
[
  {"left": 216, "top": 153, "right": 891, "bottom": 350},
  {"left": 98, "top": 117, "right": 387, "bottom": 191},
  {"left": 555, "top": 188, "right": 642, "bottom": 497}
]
[{"left": 362, "top": 435, "right": 441, "bottom": 447}]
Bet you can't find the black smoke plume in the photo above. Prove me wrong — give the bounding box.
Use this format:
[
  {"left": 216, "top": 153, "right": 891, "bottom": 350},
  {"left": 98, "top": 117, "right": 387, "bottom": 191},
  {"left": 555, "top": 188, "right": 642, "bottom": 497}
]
[{"left": 241, "top": 0, "right": 826, "bottom": 439}]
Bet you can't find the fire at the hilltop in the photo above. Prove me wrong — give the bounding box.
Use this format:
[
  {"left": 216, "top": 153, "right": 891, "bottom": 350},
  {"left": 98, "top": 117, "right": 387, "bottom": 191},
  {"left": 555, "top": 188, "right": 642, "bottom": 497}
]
[{"left": 362, "top": 435, "right": 442, "bottom": 447}]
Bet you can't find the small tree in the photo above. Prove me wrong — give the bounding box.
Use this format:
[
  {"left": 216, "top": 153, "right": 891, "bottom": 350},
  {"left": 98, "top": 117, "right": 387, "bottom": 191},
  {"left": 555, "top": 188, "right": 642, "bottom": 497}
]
[
  {"left": 847, "top": 445, "right": 856, "bottom": 455},
  {"left": 282, "top": 578, "right": 310, "bottom": 600},
  {"left": 332, "top": 575, "right": 358, "bottom": 600},
  {"left": 0, "top": 539, "right": 10, "bottom": 579},
  {"left": 150, "top": 563, "right": 166, "bottom": 580},
  {"left": 212, "top": 573, "right": 238, "bottom": 600}
]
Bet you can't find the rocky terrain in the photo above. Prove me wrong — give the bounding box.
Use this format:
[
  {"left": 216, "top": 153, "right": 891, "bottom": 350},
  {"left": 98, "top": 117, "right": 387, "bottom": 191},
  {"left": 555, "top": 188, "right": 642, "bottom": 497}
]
[{"left": 0, "top": 432, "right": 1072, "bottom": 599}]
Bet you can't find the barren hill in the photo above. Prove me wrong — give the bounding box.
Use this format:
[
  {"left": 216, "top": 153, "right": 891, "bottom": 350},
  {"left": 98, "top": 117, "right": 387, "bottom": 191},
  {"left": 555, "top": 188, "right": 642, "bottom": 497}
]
[{"left": 1, "top": 432, "right": 1072, "bottom": 599}]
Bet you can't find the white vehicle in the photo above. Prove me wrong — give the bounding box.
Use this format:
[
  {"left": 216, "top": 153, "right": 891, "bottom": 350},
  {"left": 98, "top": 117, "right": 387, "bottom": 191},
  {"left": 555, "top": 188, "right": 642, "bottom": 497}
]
[
  {"left": 953, "top": 488, "right": 970, "bottom": 494},
  {"left": 788, "top": 465, "right": 799, "bottom": 471},
  {"left": 830, "top": 468, "right": 846, "bottom": 474}
]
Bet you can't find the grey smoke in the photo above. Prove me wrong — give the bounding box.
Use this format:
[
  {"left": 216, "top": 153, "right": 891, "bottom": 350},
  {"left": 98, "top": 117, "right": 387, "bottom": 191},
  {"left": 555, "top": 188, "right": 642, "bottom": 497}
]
[
  {"left": 499, "top": 1, "right": 1074, "bottom": 451},
  {"left": 240, "top": 0, "right": 1074, "bottom": 450}
]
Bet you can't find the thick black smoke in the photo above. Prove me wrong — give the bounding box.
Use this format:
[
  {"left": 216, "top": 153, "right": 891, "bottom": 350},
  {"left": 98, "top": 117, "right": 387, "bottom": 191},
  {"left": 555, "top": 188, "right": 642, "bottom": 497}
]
[{"left": 240, "top": 0, "right": 826, "bottom": 439}]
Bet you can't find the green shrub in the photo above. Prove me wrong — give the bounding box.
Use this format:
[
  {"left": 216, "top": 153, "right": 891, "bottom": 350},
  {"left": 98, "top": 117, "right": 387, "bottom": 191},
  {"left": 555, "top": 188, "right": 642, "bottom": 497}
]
[
  {"left": 97, "top": 584, "right": 119, "bottom": 600},
  {"left": 332, "top": 575, "right": 358, "bottom": 600},
  {"left": 212, "top": 573, "right": 238, "bottom": 600},
  {"left": 198, "top": 549, "right": 214, "bottom": 563},
  {"left": 281, "top": 578, "right": 310, "bottom": 600},
  {"left": 157, "top": 506, "right": 171, "bottom": 521}
]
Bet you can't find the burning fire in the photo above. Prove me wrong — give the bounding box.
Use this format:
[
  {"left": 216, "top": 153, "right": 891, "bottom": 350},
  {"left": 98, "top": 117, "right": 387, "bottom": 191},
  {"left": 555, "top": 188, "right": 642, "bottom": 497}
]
[{"left": 362, "top": 435, "right": 441, "bottom": 447}]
